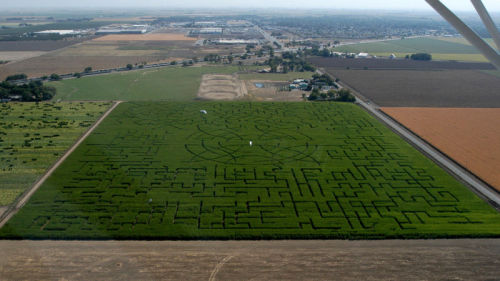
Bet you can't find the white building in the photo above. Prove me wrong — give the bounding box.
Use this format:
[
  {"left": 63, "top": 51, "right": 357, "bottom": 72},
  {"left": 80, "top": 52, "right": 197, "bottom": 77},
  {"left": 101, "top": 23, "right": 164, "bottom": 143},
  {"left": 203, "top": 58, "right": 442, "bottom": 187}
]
[{"left": 34, "top": 30, "right": 81, "bottom": 35}]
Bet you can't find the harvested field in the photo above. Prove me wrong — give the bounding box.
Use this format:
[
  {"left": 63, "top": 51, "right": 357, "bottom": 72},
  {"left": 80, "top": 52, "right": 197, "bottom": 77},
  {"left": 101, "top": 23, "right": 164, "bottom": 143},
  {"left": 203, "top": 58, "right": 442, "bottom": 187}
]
[
  {"left": 323, "top": 69, "right": 500, "bottom": 107},
  {"left": 308, "top": 57, "right": 494, "bottom": 70},
  {"left": 197, "top": 74, "right": 247, "bottom": 100},
  {"left": 0, "top": 55, "right": 164, "bottom": 80},
  {"left": 0, "top": 51, "right": 47, "bottom": 62},
  {"left": 382, "top": 107, "right": 500, "bottom": 192},
  {"left": 1, "top": 102, "right": 499, "bottom": 239},
  {"left": 1, "top": 240, "right": 500, "bottom": 281},
  {"left": 0, "top": 40, "right": 244, "bottom": 79},
  {"left": 0, "top": 39, "right": 87, "bottom": 52},
  {"left": 94, "top": 34, "right": 197, "bottom": 41}
]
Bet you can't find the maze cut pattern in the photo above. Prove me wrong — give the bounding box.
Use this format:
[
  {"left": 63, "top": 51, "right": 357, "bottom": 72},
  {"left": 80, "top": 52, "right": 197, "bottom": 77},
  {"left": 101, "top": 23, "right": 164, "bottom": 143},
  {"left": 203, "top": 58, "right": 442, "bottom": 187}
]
[{"left": 2, "top": 102, "right": 499, "bottom": 239}]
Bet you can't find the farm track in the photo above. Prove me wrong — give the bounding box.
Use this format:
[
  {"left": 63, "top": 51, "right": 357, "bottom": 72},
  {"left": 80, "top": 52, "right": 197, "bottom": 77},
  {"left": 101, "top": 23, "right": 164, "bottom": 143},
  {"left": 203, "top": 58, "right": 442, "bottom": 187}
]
[
  {"left": 1, "top": 239, "right": 500, "bottom": 280},
  {"left": 0, "top": 101, "right": 122, "bottom": 229}
]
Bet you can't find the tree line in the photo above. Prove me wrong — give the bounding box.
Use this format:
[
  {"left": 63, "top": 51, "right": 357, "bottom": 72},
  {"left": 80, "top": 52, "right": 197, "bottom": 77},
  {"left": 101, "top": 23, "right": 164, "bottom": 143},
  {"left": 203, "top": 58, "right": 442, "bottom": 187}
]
[{"left": 1, "top": 78, "right": 56, "bottom": 101}]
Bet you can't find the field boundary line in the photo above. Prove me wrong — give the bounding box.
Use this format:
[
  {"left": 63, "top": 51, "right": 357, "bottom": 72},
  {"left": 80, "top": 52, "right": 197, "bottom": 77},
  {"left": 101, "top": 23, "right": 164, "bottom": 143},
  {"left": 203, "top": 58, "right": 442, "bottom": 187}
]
[{"left": 0, "top": 101, "right": 122, "bottom": 229}]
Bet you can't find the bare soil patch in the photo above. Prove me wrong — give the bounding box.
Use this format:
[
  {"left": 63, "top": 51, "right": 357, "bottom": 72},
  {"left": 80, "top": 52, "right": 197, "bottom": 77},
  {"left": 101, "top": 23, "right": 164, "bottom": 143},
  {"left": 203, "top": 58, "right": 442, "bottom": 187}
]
[
  {"left": 0, "top": 55, "right": 166, "bottom": 80},
  {"left": 198, "top": 74, "right": 247, "bottom": 100},
  {"left": 382, "top": 107, "right": 500, "bottom": 191},
  {"left": 1, "top": 240, "right": 500, "bottom": 281},
  {"left": 309, "top": 57, "right": 494, "bottom": 70},
  {"left": 325, "top": 69, "right": 500, "bottom": 107},
  {"left": 0, "top": 39, "right": 89, "bottom": 52},
  {"left": 94, "top": 34, "right": 197, "bottom": 41},
  {"left": 0, "top": 51, "right": 47, "bottom": 62}
]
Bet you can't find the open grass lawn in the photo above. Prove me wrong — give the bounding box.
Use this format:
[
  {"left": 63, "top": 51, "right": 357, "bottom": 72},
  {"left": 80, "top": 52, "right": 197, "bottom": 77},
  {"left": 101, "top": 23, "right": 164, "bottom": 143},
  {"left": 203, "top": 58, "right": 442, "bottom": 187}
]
[
  {"left": 0, "top": 102, "right": 112, "bottom": 206},
  {"left": 1, "top": 102, "right": 499, "bottom": 239},
  {"left": 334, "top": 37, "right": 488, "bottom": 62},
  {"left": 238, "top": 72, "right": 315, "bottom": 81},
  {"left": 49, "top": 65, "right": 245, "bottom": 101}
]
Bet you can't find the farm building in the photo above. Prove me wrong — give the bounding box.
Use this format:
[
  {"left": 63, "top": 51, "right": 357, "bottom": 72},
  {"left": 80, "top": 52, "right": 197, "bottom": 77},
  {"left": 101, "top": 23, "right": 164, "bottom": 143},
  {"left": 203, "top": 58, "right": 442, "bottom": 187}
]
[{"left": 34, "top": 30, "right": 81, "bottom": 35}]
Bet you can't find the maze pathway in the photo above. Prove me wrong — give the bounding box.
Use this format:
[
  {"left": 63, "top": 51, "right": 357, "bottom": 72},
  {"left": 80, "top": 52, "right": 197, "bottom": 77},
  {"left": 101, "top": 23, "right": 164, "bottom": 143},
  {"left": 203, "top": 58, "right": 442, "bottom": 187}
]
[{"left": 1, "top": 102, "right": 499, "bottom": 239}]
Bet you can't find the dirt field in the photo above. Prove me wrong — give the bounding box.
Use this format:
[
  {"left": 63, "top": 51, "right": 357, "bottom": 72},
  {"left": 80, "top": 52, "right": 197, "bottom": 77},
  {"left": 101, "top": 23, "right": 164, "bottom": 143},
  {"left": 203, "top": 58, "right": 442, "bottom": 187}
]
[
  {"left": 198, "top": 74, "right": 247, "bottom": 100},
  {"left": 0, "top": 39, "right": 244, "bottom": 79},
  {"left": 245, "top": 80, "right": 304, "bottom": 101},
  {"left": 1, "top": 240, "right": 500, "bottom": 280},
  {"left": 0, "top": 39, "right": 89, "bottom": 51},
  {"left": 94, "top": 34, "right": 197, "bottom": 41},
  {"left": 0, "top": 55, "right": 165, "bottom": 79},
  {"left": 0, "top": 51, "right": 47, "bottom": 62},
  {"left": 382, "top": 107, "right": 500, "bottom": 191},
  {"left": 325, "top": 69, "right": 500, "bottom": 107},
  {"left": 309, "top": 57, "right": 494, "bottom": 70}
]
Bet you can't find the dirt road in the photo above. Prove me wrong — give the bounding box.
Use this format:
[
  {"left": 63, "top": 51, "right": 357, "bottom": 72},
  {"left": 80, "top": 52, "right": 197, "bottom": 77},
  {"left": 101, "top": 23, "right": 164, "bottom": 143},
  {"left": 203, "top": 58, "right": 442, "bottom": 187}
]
[
  {"left": 1, "top": 240, "right": 500, "bottom": 280},
  {"left": 0, "top": 101, "right": 122, "bottom": 229}
]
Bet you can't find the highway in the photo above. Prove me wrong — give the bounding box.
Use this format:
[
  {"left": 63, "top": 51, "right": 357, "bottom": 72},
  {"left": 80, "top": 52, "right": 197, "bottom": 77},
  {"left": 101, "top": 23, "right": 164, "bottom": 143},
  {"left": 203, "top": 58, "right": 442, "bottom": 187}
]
[{"left": 254, "top": 24, "right": 282, "bottom": 48}]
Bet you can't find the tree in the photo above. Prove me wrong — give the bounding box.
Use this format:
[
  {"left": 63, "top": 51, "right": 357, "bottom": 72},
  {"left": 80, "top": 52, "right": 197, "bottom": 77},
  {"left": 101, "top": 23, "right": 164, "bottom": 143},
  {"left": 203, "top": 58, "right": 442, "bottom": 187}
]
[
  {"left": 170, "top": 61, "right": 177, "bottom": 65},
  {"left": 5, "top": 73, "right": 27, "bottom": 81},
  {"left": 227, "top": 55, "right": 233, "bottom": 64},
  {"left": 84, "top": 67, "right": 92, "bottom": 73},
  {"left": 126, "top": 64, "right": 133, "bottom": 70},
  {"left": 50, "top": 73, "right": 61, "bottom": 81},
  {"left": 337, "top": 89, "right": 356, "bottom": 102},
  {"left": 308, "top": 88, "right": 320, "bottom": 101},
  {"left": 73, "top": 72, "right": 81, "bottom": 78},
  {"left": 410, "top": 53, "right": 432, "bottom": 61}
]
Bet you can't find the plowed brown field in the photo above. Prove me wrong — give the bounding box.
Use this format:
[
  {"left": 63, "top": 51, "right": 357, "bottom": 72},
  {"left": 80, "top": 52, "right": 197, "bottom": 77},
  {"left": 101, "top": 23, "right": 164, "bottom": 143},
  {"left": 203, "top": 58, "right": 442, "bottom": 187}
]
[
  {"left": 382, "top": 107, "right": 500, "bottom": 191},
  {"left": 94, "top": 34, "right": 197, "bottom": 41}
]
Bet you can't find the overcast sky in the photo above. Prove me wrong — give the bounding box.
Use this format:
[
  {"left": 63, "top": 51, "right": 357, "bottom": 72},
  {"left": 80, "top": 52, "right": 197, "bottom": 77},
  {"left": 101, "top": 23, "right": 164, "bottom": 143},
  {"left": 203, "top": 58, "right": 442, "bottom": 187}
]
[{"left": 3, "top": 0, "right": 500, "bottom": 11}]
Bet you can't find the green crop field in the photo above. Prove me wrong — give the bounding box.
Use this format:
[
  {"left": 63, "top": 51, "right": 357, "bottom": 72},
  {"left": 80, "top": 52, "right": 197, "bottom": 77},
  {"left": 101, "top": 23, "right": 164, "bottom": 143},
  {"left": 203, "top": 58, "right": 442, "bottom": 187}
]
[
  {"left": 1, "top": 102, "right": 499, "bottom": 240},
  {"left": 333, "top": 37, "right": 488, "bottom": 62},
  {"left": 238, "top": 72, "right": 315, "bottom": 81},
  {"left": 0, "top": 102, "right": 111, "bottom": 206},
  {"left": 49, "top": 65, "right": 247, "bottom": 101}
]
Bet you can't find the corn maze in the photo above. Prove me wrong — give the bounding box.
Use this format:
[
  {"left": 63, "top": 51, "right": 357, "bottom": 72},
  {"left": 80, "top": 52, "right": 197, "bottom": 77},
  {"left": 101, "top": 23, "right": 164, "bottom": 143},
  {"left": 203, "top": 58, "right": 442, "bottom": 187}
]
[
  {"left": 0, "top": 102, "right": 112, "bottom": 206},
  {"left": 1, "top": 102, "right": 500, "bottom": 239}
]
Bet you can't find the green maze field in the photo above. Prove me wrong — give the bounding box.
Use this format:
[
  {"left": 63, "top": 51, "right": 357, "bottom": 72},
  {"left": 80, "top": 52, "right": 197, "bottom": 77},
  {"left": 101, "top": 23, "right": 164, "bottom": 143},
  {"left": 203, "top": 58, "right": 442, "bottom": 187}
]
[
  {"left": 2, "top": 102, "right": 500, "bottom": 239},
  {"left": 0, "top": 102, "right": 111, "bottom": 206}
]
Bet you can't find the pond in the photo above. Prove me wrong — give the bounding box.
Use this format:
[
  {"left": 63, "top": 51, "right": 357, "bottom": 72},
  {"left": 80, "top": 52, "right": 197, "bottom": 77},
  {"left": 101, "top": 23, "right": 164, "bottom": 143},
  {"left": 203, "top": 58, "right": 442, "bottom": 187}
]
[{"left": 255, "top": 83, "right": 264, "bottom": 88}]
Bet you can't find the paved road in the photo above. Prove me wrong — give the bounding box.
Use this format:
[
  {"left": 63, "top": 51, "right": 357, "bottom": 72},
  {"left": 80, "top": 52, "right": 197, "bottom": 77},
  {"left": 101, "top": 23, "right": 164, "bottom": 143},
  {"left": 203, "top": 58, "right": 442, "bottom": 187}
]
[
  {"left": 254, "top": 25, "right": 282, "bottom": 48},
  {"left": 1, "top": 239, "right": 500, "bottom": 281},
  {"left": 0, "top": 101, "right": 122, "bottom": 229},
  {"left": 357, "top": 99, "right": 500, "bottom": 207}
]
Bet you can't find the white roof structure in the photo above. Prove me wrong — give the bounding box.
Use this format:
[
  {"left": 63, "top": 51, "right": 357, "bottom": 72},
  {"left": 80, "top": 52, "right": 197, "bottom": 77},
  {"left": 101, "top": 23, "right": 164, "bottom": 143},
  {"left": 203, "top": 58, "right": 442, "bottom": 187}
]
[{"left": 34, "top": 30, "right": 80, "bottom": 35}]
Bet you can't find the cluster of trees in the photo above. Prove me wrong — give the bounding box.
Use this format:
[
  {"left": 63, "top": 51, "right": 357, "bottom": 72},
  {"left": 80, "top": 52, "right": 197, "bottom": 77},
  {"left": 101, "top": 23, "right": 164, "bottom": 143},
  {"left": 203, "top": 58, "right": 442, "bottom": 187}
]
[
  {"left": 266, "top": 53, "right": 316, "bottom": 73},
  {"left": 0, "top": 80, "right": 56, "bottom": 101},
  {"left": 5, "top": 73, "right": 28, "bottom": 81},
  {"left": 307, "top": 88, "right": 355, "bottom": 102},
  {"left": 406, "top": 53, "right": 432, "bottom": 61},
  {"left": 204, "top": 54, "right": 223, "bottom": 63},
  {"left": 311, "top": 73, "right": 336, "bottom": 86}
]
